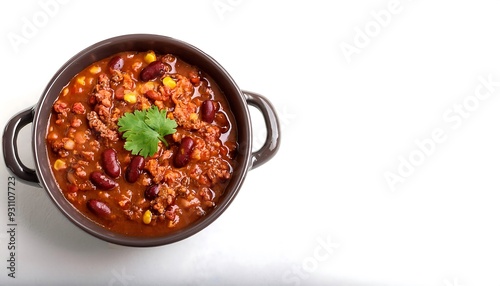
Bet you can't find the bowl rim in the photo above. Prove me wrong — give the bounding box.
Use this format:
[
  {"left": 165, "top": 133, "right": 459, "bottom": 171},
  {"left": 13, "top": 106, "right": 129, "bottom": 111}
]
[{"left": 32, "top": 34, "right": 253, "bottom": 247}]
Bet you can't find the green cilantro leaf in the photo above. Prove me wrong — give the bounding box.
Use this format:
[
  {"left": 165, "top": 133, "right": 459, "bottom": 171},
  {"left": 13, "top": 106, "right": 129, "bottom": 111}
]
[
  {"left": 144, "top": 106, "right": 177, "bottom": 146},
  {"left": 117, "top": 106, "right": 177, "bottom": 157}
]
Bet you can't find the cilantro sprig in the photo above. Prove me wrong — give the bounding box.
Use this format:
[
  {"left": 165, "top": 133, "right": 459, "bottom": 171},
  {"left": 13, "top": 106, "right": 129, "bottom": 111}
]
[{"left": 117, "top": 106, "right": 177, "bottom": 157}]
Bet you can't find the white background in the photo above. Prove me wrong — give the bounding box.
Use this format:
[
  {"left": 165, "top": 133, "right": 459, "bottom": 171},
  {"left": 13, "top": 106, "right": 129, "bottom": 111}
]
[{"left": 1, "top": 0, "right": 500, "bottom": 285}]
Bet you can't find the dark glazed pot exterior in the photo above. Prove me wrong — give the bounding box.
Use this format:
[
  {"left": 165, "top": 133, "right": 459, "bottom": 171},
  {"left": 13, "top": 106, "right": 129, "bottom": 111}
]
[{"left": 3, "top": 34, "right": 280, "bottom": 247}]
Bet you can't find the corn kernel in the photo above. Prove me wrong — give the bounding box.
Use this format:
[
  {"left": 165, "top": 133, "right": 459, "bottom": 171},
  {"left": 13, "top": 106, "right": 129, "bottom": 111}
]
[
  {"left": 192, "top": 149, "right": 201, "bottom": 160},
  {"left": 167, "top": 112, "right": 174, "bottom": 120},
  {"left": 143, "top": 210, "right": 152, "bottom": 225},
  {"left": 162, "top": 76, "right": 176, "bottom": 89},
  {"left": 189, "top": 113, "right": 198, "bottom": 121},
  {"left": 54, "top": 159, "right": 67, "bottom": 171},
  {"left": 89, "top": 66, "right": 101, "bottom": 74},
  {"left": 144, "top": 51, "right": 156, "bottom": 64},
  {"left": 124, "top": 93, "right": 137, "bottom": 104},
  {"left": 77, "top": 76, "right": 86, "bottom": 86}
]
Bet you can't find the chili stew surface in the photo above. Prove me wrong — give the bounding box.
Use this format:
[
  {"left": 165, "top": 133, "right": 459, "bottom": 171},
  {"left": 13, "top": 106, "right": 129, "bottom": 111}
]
[{"left": 46, "top": 51, "right": 238, "bottom": 237}]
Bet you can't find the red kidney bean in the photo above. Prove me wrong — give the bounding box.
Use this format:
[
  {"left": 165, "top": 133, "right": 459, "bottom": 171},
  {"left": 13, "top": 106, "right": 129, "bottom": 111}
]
[
  {"left": 140, "top": 61, "right": 166, "bottom": 82},
  {"left": 90, "top": 171, "right": 117, "bottom": 190},
  {"left": 201, "top": 100, "right": 216, "bottom": 123},
  {"left": 108, "top": 56, "right": 124, "bottom": 71},
  {"left": 174, "top": 137, "right": 195, "bottom": 168},
  {"left": 102, "top": 148, "right": 121, "bottom": 178},
  {"left": 126, "top": 155, "right": 145, "bottom": 183},
  {"left": 145, "top": 90, "right": 162, "bottom": 101},
  {"left": 115, "top": 85, "right": 125, "bottom": 100},
  {"left": 214, "top": 112, "right": 230, "bottom": 133},
  {"left": 144, "top": 184, "right": 160, "bottom": 200},
  {"left": 87, "top": 199, "right": 111, "bottom": 218}
]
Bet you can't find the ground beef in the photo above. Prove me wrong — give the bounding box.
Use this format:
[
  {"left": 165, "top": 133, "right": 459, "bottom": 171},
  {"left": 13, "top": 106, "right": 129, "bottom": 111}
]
[
  {"left": 72, "top": 102, "right": 86, "bottom": 114},
  {"left": 86, "top": 111, "right": 118, "bottom": 142}
]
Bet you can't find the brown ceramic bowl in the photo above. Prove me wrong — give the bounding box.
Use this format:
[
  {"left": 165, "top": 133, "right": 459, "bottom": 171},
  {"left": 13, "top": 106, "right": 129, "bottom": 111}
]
[{"left": 2, "top": 34, "right": 280, "bottom": 247}]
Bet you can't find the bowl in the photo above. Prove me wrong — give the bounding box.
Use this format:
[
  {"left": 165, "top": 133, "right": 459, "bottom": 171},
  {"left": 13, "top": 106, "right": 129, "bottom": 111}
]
[{"left": 2, "top": 34, "right": 280, "bottom": 247}]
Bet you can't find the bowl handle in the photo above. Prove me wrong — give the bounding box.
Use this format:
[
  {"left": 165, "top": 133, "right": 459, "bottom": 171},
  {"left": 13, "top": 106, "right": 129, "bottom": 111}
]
[
  {"left": 3, "top": 107, "right": 40, "bottom": 186},
  {"left": 243, "top": 91, "right": 281, "bottom": 170}
]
